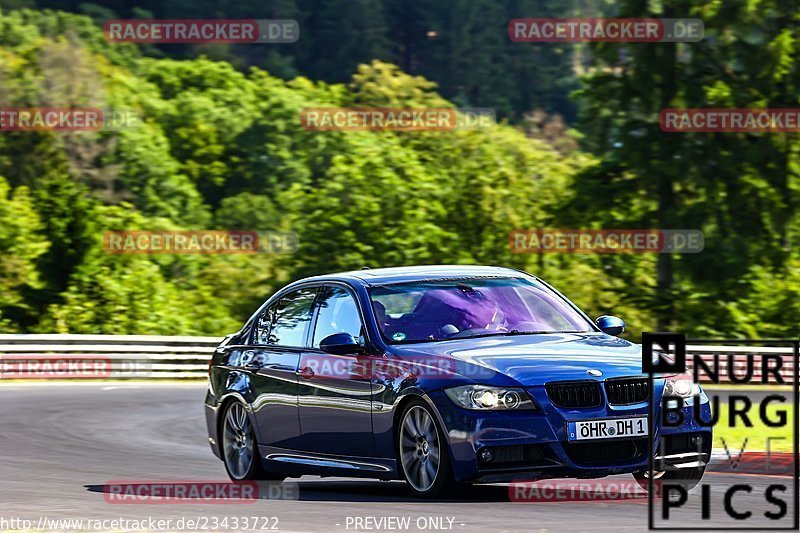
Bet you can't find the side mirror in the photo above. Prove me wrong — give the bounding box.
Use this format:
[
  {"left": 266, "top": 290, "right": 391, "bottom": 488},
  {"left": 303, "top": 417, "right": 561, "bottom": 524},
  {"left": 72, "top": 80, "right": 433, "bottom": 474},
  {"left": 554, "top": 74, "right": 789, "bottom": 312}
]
[
  {"left": 319, "top": 332, "right": 361, "bottom": 355},
  {"left": 596, "top": 315, "right": 625, "bottom": 336}
]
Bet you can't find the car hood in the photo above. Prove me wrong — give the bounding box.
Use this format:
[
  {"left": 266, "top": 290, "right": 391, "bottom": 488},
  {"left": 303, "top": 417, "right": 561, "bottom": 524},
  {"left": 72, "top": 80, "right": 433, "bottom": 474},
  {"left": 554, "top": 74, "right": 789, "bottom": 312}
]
[{"left": 390, "top": 333, "right": 645, "bottom": 386}]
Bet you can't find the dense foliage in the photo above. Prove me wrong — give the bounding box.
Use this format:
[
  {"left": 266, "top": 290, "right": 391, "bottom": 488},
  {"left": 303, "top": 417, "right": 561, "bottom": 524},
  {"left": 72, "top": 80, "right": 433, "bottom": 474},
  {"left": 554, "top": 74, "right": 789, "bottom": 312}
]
[
  {"left": 0, "top": 4, "right": 797, "bottom": 340},
  {"left": 1, "top": 0, "right": 588, "bottom": 122}
]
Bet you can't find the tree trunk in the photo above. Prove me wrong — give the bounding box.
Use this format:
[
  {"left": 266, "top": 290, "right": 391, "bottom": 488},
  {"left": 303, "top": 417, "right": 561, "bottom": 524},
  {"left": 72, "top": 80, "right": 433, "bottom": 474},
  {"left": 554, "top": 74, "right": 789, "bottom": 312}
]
[{"left": 656, "top": 36, "right": 677, "bottom": 332}]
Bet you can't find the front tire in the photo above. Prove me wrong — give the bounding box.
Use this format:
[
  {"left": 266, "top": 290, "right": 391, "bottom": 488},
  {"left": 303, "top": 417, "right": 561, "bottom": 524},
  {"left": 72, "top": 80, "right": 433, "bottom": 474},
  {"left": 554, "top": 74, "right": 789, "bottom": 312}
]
[
  {"left": 633, "top": 465, "right": 705, "bottom": 493},
  {"left": 221, "top": 401, "right": 284, "bottom": 482},
  {"left": 397, "top": 400, "right": 456, "bottom": 498}
]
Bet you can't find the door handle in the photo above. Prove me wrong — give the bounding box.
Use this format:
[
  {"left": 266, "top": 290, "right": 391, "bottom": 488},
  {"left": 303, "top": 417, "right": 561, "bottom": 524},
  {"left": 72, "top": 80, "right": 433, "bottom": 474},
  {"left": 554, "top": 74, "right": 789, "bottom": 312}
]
[
  {"left": 243, "top": 351, "right": 262, "bottom": 371},
  {"left": 244, "top": 361, "right": 263, "bottom": 371},
  {"left": 297, "top": 367, "right": 315, "bottom": 379}
]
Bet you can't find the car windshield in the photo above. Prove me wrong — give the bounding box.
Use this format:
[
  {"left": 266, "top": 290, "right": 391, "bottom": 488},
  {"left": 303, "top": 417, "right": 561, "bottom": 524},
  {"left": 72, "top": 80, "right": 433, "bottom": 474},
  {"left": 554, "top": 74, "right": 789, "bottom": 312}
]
[{"left": 370, "top": 276, "right": 594, "bottom": 343}]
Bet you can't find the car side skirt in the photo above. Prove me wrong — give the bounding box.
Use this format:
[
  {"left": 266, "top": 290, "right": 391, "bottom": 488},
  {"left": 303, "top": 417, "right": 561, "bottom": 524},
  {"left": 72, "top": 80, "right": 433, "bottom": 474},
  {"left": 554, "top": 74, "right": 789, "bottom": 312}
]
[{"left": 257, "top": 445, "right": 399, "bottom": 480}]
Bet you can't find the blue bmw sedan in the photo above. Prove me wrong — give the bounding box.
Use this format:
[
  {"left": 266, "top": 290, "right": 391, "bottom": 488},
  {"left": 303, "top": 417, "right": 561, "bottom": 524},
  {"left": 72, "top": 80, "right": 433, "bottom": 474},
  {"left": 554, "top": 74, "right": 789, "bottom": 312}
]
[{"left": 205, "top": 265, "right": 711, "bottom": 497}]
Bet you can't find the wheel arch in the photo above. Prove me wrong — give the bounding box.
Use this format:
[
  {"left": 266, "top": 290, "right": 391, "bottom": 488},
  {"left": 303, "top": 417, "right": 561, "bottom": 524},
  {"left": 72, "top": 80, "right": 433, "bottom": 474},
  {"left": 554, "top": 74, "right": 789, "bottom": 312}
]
[
  {"left": 216, "top": 392, "right": 253, "bottom": 458},
  {"left": 391, "top": 392, "right": 455, "bottom": 470}
]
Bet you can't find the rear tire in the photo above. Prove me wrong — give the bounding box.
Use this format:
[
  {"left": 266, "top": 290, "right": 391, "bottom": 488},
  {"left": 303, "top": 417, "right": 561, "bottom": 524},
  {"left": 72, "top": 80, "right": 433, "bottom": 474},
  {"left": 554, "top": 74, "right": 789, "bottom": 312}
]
[
  {"left": 397, "top": 400, "right": 456, "bottom": 498},
  {"left": 221, "top": 401, "right": 285, "bottom": 482}
]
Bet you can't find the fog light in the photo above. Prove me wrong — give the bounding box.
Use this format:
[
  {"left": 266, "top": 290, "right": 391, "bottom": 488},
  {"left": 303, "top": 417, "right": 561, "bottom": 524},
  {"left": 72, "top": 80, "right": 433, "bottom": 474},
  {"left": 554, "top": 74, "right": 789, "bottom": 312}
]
[{"left": 479, "top": 448, "right": 494, "bottom": 463}]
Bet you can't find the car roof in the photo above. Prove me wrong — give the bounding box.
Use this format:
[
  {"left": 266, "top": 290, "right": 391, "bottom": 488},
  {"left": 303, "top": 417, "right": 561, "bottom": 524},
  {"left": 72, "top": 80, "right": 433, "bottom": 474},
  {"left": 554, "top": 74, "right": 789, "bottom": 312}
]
[{"left": 298, "top": 265, "right": 532, "bottom": 287}]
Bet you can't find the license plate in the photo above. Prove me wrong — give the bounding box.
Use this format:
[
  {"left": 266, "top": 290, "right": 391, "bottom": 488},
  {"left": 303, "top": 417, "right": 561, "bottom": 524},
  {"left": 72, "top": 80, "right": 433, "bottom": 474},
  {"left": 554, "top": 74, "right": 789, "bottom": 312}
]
[{"left": 567, "top": 416, "right": 648, "bottom": 441}]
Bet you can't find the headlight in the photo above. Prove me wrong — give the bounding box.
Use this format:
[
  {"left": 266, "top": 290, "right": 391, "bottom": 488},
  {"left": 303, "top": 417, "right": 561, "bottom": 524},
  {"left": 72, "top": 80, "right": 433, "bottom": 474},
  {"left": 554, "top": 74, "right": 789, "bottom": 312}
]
[
  {"left": 663, "top": 372, "right": 702, "bottom": 398},
  {"left": 445, "top": 385, "right": 536, "bottom": 410}
]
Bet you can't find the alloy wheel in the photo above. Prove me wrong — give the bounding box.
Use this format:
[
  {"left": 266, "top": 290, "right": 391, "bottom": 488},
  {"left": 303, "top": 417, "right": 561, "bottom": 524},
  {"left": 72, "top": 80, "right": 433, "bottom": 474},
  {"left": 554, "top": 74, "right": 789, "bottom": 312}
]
[
  {"left": 399, "top": 405, "right": 441, "bottom": 493},
  {"left": 222, "top": 402, "right": 254, "bottom": 480}
]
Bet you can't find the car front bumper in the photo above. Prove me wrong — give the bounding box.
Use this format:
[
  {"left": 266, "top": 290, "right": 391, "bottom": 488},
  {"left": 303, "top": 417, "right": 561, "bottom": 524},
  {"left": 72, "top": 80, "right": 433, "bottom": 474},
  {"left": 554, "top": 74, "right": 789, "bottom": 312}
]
[{"left": 426, "top": 387, "right": 713, "bottom": 483}]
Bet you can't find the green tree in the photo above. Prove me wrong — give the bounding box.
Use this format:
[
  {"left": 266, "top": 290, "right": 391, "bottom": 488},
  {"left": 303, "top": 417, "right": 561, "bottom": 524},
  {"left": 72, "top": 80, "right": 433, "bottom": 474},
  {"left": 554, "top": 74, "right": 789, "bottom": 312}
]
[
  {"left": 575, "top": 0, "right": 800, "bottom": 335},
  {"left": 0, "top": 177, "right": 49, "bottom": 329}
]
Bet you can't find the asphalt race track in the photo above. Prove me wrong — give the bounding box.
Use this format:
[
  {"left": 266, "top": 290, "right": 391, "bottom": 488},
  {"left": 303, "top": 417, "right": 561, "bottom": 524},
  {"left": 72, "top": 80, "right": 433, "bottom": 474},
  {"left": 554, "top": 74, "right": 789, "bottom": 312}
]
[{"left": 0, "top": 382, "right": 795, "bottom": 532}]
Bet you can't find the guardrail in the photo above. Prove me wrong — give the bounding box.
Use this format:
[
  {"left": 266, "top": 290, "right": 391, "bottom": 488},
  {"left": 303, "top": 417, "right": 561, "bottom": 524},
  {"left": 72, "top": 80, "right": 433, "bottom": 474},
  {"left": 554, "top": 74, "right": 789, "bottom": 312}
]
[
  {"left": 0, "top": 334, "right": 221, "bottom": 379},
  {"left": 0, "top": 335, "right": 795, "bottom": 382}
]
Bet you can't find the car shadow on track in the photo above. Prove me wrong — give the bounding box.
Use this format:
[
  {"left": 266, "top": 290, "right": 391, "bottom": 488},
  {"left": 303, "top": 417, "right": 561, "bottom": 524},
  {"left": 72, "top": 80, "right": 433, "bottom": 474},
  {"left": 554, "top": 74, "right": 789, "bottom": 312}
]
[
  {"left": 84, "top": 480, "right": 512, "bottom": 503},
  {"left": 290, "top": 480, "right": 511, "bottom": 502}
]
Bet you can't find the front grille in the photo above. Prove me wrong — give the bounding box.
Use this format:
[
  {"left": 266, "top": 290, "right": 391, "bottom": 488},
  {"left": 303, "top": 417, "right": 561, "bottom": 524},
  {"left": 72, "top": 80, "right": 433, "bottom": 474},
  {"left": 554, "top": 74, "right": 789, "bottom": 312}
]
[
  {"left": 564, "top": 438, "right": 647, "bottom": 466},
  {"left": 545, "top": 381, "right": 602, "bottom": 408},
  {"left": 604, "top": 377, "right": 649, "bottom": 405}
]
